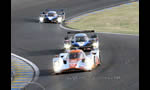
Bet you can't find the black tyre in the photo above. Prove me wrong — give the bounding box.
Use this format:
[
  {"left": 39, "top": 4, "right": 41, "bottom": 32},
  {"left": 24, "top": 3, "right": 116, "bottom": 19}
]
[
  {"left": 91, "top": 34, "right": 97, "bottom": 38},
  {"left": 99, "top": 54, "right": 102, "bottom": 65},
  {"left": 64, "top": 37, "right": 69, "bottom": 40},
  {"left": 43, "top": 18, "right": 49, "bottom": 23}
]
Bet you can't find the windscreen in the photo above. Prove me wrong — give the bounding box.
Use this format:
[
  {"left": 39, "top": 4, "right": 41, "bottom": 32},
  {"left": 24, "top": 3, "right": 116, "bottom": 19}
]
[
  {"left": 76, "top": 36, "right": 87, "bottom": 42},
  {"left": 69, "top": 52, "right": 81, "bottom": 59},
  {"left": 48, "top": 13, "right": 55, "bottom": 16}
]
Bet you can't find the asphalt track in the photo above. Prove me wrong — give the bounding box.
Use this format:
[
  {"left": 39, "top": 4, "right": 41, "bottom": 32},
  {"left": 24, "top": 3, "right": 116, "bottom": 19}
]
[{"left": 11, "top": 0, "right": 139, "bottom": 90}]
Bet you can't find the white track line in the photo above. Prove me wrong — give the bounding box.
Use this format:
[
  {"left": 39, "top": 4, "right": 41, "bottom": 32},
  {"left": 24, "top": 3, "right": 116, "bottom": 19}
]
[
  {"left": 60, "top": 24, "right": 139, "bottom": 36},
  {"left": 11, "top": 53, "right": 40, "bottom": 82}
]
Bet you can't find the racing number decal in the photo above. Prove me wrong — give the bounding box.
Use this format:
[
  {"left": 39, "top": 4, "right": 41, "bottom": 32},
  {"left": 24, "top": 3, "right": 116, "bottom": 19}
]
[
  {"left": 69, "top": 60, "right": 77, "bottom": 68},
  {"left": 70, "top": 64, "right": 77, "bottom": 68}
]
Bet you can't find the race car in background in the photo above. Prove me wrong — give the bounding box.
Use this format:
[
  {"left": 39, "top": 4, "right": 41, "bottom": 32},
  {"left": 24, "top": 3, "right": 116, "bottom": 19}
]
[
  {"left": 64, "top": 30, "right": 99, "bottom": 51},
  {"left": 52, "top": 48, "right": 101, "bottom": 74},
  {"left": 39, "top": 9, "right": 65, "bottom": 24}
]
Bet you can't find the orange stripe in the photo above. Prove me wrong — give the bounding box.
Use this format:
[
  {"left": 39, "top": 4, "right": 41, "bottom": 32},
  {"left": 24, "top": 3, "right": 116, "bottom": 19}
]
[{"left": 70, "top": 50, "right": 82, "bottom": 53}]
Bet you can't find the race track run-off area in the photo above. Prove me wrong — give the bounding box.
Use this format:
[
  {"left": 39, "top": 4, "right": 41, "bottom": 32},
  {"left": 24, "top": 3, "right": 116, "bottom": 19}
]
[{"left": 11, "top": 0, "right": 139, "bottom": 90}]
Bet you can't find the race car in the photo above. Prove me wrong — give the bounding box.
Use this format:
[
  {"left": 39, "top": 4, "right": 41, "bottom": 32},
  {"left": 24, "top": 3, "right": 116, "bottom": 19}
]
[
  {"left": 52, "top": 48, "right": 101, "bottom": 74},
  {"left": 64, "top": 30, "right": 99, "bottom": 51},
  {"left": 39, "top": 9, "right": 65, "bottom": 24}
]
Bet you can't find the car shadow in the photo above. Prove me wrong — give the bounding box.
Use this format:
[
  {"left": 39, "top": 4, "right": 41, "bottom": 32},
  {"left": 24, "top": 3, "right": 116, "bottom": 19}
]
[
  {"left": 39, "top": 69, "right": 54, "bottom": 76},
  {"left": 23, "top": 17, "right": 58, "bottom": 24},
  {"left": 39, "top": 69, "right": 85, "bottom": 76},
  {"left": 23, "top": 17, "right": 39, "bottom": 23}
]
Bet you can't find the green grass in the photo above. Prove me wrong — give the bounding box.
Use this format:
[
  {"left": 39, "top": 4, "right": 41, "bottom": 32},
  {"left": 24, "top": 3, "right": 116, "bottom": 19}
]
[{"left": 66, "top": 2, "right": 139, "bottom": 34}]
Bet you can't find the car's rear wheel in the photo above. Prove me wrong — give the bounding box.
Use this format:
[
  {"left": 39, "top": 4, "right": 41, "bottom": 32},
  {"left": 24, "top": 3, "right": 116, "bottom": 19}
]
[
  {"left": 99, "top": 52, "right": 102, "bottom": 65},
  {"left": 93, "top": 56, "right": 97, "bottom": 68},
  {"left": 43, "top": 18, "right": 50, "bottom": 23}
]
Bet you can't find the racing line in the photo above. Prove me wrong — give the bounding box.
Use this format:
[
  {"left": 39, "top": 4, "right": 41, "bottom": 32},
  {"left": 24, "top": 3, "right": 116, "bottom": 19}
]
[{"left": 11, "top": 0, "right": 139, "bottom": 90}]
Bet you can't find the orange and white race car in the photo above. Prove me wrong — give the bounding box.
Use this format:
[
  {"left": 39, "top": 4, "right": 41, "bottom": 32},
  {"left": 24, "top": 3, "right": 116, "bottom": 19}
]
[{"left": 52, "top": 48, "right": 101, "bottom": 74}]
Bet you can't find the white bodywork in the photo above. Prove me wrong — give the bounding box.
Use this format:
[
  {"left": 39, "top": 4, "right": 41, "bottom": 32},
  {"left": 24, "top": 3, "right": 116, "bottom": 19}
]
[
  {"left": 39, "top": 10, "right": 65, "bottom": 23},
  {"left": 64, "top": 33, "right": 99, "bottom": 51},
  {"left": 52, "top": 49, "right": 100, "bottom": 74},
  {"left": 57, "top": 16, "right": 63, "bottom": 23},
  {"left": 39, "top": 16, "right": 44, "bottom": 23}
]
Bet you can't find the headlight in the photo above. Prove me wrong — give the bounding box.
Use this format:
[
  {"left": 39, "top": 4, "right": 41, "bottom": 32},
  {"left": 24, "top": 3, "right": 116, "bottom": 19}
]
[
  {"left": 64, "top": 44, "right": 71, "bottom": 49},
  {"left": 57, "top": 17, "right": 62, "bottom": 23},
  {"left": 53, "top": 61, "right": 60, "bottom": 71},
  {"left": 39, "top": 17, "right": 44, "bottom": 22},
  {"left": 92, "top": 42, "right": 98, "bottom": 48},
  {"left": 54, "top": 61, "right": 59, "bottom": 66}
]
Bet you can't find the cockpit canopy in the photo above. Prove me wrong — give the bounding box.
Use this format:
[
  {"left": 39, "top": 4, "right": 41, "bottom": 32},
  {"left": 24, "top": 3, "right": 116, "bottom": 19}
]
[
  {"left": 69, "top": 50, "right": 84, "bottom": 59},
  {"left": 47, "top": 11, "right": 57, "bottom": 17},
  {"left": 75, "top": 36, "right": 87, "bottom": 42},
  {"left": 74, "top": 33, "right": 88, "bottom": 42}
]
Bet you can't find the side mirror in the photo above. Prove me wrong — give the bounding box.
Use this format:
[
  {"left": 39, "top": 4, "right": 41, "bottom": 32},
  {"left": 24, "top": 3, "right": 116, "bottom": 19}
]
[
  {"left": 61, "top": 55, "right": 64, "bottom": 58},
  {"left": 91, "top": 34, "right": 97, "bottom": 38},
  {"left": 40, "top": 12, "right": 45, "bottom": 14},
  {"left": 71, "top": 41, "right": 74, "bottom": 43},
  {"left": 82, "top": 58, "right": 85, "bottom": 62},
  {"left": 55, "top": 55, "right": 59, "bottom": 57},
  {"left": 92, "top": 52, "right": 96, "bottom": 55},
  {"left": 64, "top": 37, "right": 69, "bottom": 40}
]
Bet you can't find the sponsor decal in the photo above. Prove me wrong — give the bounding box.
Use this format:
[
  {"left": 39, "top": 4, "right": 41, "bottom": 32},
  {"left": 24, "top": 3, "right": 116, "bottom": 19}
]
[{"left": 70, "top": 63, "right": 77, "bottom": 68}]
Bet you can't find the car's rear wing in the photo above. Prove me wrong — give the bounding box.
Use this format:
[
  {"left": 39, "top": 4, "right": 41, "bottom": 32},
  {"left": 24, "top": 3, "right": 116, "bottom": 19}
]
[
  {"left": 45, "top": 9, "right": 64, "bottom": 12},
  {"left": 67, "top": 30, "right": 95, "bottom": 34},
  {"left": 40, "top": 9, "right": 65, "bottom": 15}
]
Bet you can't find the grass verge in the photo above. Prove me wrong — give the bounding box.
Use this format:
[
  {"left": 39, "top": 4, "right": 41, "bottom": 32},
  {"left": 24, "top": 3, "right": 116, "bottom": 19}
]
[{"left": 66, "top": 2, "right": 139, "bottom": 34}]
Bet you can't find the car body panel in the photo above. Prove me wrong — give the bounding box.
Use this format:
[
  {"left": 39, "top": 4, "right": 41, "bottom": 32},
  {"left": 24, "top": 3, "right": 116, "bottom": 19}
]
[
  {"left": 39, "top": 9, "right": 65, "bottom": 23},
  {"left": 52, "top": 49, "right": 100, "bottom": 74},
  {"left": 64, "top": 31, "right": 99, "bottom": 51}
]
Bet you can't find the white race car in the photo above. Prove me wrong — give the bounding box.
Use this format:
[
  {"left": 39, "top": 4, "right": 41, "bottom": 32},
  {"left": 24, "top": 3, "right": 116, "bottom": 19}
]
[
  {"left": 64, "top": 30, "right": 99, "bottom": 52},
  {"left": 39, "top": 9, "right": 65, "bottom": 24},
  {"left": 52, "top": 48, "right": 101, "bottom": 74}
]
